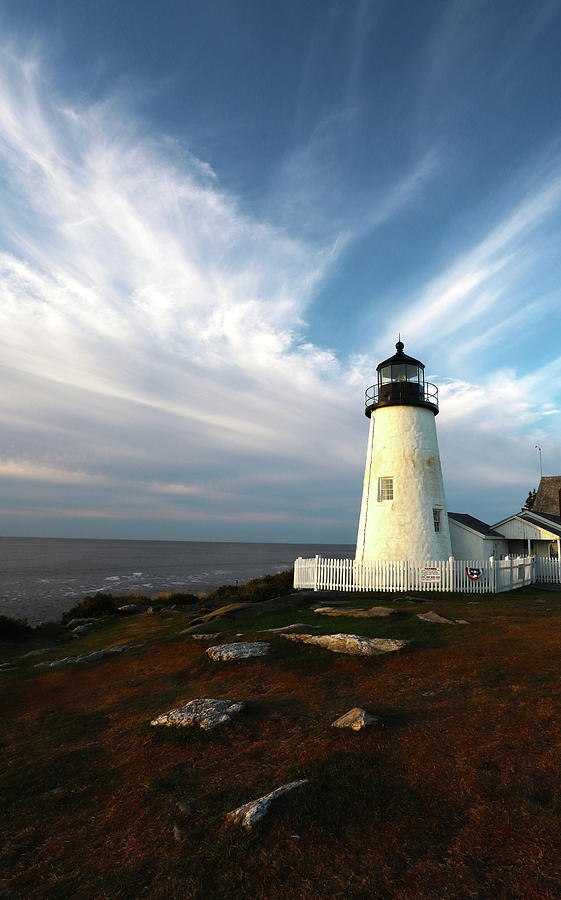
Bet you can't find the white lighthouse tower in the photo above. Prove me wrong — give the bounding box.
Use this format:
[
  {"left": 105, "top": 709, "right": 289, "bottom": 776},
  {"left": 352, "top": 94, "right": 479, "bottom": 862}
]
[{"left": 355, "top": 341, "right": 452, "bottom": 562}]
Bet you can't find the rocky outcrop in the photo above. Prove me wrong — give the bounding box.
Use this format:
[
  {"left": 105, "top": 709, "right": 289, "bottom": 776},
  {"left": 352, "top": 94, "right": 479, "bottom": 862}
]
[
  {"left": 313, "top": 606, "right": 396, "bottom": 618},
  {"left": 34, "top": 655, "right": 77, "bottom": 668},
  {"left": 261, "top": 623, "right": 321, "bottom": 634},
  {"left": 151, "top": 698, "right": 245, "bottom": 730},
  {"left": 186, "top": 593, "right": 313, "bottom": 631},
  {"left": 206, "top": 641, "right": 270, "bottom": 661},
  {"left": 197, "top": 602, "right": 254, "bottom": 624},
  {"left": 118, "top": 604, "right": 147, "bottom": 615},
  {"left": 417, "top": 611, "right": 469, "bottom": 625},
  {"left": 72, "top": 623, "right": 94, "bottom": 636},
  {"left": 281, "top": 633, "right": 408, "bottom": 656},
  {"left": 226, "top": 780, "right": 308, "bottom": 830},
  {"left": 331, "top": 707, "right": 380, "bottom": 730},
  {"left": 34, "top": 644, "right": 134, "bottom": 668},
  {"left": 181, "top": 623, "right": 219, "bottom": 634}
]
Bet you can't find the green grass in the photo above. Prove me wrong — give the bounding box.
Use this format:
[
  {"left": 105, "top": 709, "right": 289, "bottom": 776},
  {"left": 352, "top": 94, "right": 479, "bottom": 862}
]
[
  {"left": 5, "top": 581, "right": 561, "bottom": 899},
  {"left": 0, "top": 745, "right": 106, "bottom": 810},
  {"left": 268, "top": 635, "right": 335, "bottom": 674},
  {"left": 290, "top": 748, "right": 421, "bottom": 830}
]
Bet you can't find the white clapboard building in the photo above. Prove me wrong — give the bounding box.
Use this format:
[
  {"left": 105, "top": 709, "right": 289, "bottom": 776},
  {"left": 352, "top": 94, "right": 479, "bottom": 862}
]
[
  {"left": 447, "top": 513, "right": 508, "bottom": 561},
  {"left": 448, "top": 493, "right": 561, "bottom": 561}
]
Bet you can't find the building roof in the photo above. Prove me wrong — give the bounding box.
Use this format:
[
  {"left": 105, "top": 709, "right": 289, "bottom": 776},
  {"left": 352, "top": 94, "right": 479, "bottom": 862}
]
[
  {"left": 448, "top": 512, "right": 505, "bottom": 538},
  {"left": 376, "top": 340, "right": 424, "bottom": 372},
  {"left": 533, "top": 476, "right": 561, "bottom": 517},
  {"left": 519, "top": 509, "right": 561, "bottom": 538}
]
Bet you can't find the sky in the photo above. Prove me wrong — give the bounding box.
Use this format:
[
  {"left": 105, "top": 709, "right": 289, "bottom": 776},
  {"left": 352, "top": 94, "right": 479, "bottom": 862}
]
[{"left": 0, "top": 0, "right": 560, "bottom": 543}]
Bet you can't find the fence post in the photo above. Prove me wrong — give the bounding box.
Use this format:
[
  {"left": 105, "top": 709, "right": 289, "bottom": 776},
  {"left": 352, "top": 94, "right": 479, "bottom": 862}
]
[
  {"left": 488, "top": 556, "right": 495, "bottom": 594},
  {"left": 314, "top": 555, "right": 320, "bottom": 592}
]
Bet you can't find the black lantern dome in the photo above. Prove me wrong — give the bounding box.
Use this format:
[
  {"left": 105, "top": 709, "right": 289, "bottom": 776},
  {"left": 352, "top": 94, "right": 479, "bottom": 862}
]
[{"left": 364, "top": 341, "right": 438, "bottom": 417}]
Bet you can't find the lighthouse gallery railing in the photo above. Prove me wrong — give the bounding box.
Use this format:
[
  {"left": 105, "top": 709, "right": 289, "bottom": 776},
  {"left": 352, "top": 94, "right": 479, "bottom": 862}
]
[
  {"left": 365, "top": 381, "right": 438, "bottom": 410},
  {"left": 293, "top": 555, "right": 549, "bottom": 594}
]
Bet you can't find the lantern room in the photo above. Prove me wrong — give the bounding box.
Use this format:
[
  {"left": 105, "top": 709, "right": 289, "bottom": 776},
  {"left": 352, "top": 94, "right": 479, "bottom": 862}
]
[{"left": 365, "top": 340, "right": 438, "bottom": 417}]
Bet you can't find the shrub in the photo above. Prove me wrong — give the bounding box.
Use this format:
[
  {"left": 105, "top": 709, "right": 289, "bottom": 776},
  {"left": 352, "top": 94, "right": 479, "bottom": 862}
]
[
  {"left": 121, "top": 590, "right": 151, "bottom": 604},
  {"left": 0, "top": 614, "right": 32, "bottom": 641},
  {"left": 150, "top": 591, "right": 199, "bottom": 608},
  {"left": 205, "top": 569, "right": 294, "bottom": 605},
  {"left": 61, "top": 592, "right": 119, "bottom": 624}
]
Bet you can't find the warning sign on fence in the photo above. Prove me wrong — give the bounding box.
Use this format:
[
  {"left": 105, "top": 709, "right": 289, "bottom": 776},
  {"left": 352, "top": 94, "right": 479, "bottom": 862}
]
[{"left": 420, "top": 567, "right": 441, "bottom": 583}]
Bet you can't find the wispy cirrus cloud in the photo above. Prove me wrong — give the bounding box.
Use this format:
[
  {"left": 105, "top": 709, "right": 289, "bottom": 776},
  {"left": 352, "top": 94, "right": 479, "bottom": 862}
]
[
  {"left": 0, "top": 45, "right": 370, "bottom": 539},
  {"left": 0, "top": 27, "right": 560, "bottom": 542},
  {"left": 379, "top": 166, "right": 561, "bottom": 352}
]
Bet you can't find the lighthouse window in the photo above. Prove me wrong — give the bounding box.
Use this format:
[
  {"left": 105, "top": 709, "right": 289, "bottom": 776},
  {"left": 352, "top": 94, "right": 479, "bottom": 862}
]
[
  {"left": 433, "top": 508, "right": 441, "bottom": 532},
  {"left": 378, "top": 477, "right": 394, "bottom": 501}
]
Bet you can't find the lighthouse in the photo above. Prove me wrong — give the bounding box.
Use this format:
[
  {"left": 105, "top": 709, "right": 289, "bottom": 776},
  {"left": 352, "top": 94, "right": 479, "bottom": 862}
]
[{"left": 355, "top": 341, "right": 452, "bottom": 562}]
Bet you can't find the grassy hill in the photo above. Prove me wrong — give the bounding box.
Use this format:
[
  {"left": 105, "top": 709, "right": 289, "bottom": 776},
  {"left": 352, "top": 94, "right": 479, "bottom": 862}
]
[{"left": 1, "top": 581, "right": 561, "bottom": 898}]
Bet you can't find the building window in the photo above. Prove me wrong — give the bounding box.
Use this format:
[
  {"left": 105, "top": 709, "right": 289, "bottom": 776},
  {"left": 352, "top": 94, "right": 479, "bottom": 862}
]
[
  {"left": 378, "top": 477, "right": 394, "bottom": 501},
  {"left": 433, "top": 508, "right": 441, "bottom": 532}
]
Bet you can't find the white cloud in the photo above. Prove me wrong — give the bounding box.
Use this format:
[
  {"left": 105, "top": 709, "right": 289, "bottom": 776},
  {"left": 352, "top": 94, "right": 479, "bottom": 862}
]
[
  {"left": 0, "top": 47, "right": 368, "bottom": 538},
  {"left": 0, "top": 42, "right": 559, "bottom": 541},
  {"left": 378, "top": 169, "right": 561, "bottom": 354}
]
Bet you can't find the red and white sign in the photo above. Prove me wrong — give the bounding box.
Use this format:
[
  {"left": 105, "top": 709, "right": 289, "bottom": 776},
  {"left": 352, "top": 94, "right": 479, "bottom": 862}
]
[{"left": 420, "top": 567, "right": 441, "bottom": 583}]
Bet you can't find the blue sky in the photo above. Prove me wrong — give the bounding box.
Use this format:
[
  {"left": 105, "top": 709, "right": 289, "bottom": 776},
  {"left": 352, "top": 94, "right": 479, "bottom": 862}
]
[{"left": 0, "top": 0, "right": 560, "bottom": 542}]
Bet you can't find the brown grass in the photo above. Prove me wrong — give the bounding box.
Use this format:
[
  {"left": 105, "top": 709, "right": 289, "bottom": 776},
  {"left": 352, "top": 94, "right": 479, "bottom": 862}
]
[{"left": 2, "top": 589, "right": 561, "bottom": 898}]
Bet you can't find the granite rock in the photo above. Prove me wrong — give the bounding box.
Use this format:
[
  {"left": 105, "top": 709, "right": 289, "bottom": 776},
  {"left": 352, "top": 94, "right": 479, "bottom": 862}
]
[
  {"left": 34, "top": 644, "right": 131, "bottom": 668},
  {"left": 261, "top": 623, "right": 321, "bottom": 634},
  {"left": 313, "top": 606, "right": 396, "bottom": 618},
  {"left": 206, "top": 641, "right": 270, "bottom": 661},
  {"left": 151, "top": 698, "right": 245, "bottom": 730},
  {"left": 418, "top": 611, "right": 456, "bottom": 625},
  {"left": 331, "top": 707, "right": 380, "bottom": 730},
  {"left": 72, "top": 624, "right": 94, "bottom": 636},
  {"left": 118, "top": 604, "right": 147, "bottom": 615},
  {"left": 226, "top": 780, "right": 308, "bottom": 830},
  {"left": 281, "top": 632, "right": 408, "bottom": 656}
]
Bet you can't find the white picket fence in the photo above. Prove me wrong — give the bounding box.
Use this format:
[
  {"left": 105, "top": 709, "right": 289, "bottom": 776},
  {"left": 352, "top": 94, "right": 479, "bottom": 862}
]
[
  {"left": 293, "top": 554, "right": 554, "bottom": 594},
  {"left": 535, "top": 556, "right": 561, "bottom": 584}
]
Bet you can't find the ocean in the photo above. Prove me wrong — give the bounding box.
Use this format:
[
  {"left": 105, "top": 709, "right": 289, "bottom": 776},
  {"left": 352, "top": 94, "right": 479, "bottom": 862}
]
[{"left": 0, "top": 537, "right": 355, "bottom": 625}]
